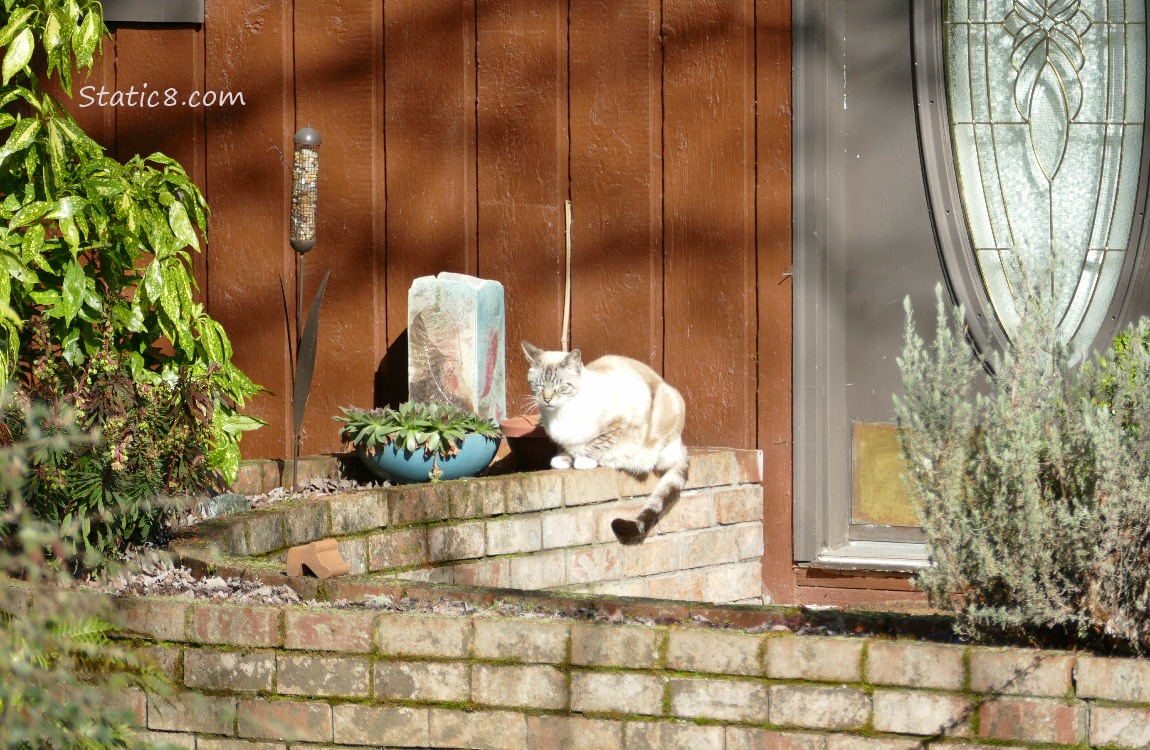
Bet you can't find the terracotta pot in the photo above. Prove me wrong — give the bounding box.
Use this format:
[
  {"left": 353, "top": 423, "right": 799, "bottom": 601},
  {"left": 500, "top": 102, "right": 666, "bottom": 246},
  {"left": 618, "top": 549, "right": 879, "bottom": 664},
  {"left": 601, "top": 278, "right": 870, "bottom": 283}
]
[{"left": 498, "top": 414, "right": 558, "bottom": 471}]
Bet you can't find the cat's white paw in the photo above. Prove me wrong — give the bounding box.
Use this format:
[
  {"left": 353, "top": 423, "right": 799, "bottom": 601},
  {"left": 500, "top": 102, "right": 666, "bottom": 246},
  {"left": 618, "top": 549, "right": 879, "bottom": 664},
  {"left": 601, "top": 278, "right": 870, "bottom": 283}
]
[
  {"left": 573, "top": 456, "right": 599, "bottom": 470},
  {"left": 550, "top": 455, "right": 573, "bottom": 470}
]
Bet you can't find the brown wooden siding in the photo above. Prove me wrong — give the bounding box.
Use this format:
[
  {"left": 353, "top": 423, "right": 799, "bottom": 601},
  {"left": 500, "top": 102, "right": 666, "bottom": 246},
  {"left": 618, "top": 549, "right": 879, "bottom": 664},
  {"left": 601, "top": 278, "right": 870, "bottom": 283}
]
[{"left": 68, "top": 0, "right": 793, "bottom": 593}]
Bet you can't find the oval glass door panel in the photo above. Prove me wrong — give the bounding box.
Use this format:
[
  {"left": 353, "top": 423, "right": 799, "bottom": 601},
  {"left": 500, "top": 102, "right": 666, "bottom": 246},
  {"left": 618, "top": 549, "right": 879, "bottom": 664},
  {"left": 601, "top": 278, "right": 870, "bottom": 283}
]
[{"left": 946, "top": 0, "right": 1146, "bottom": 355}]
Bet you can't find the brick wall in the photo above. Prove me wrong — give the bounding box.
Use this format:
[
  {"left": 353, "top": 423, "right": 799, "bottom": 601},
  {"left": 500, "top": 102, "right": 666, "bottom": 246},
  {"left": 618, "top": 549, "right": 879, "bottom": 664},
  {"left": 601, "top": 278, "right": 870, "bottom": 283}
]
[
  {"left": 13, "top": 583, "right": 1150, "bottom": 750},
  {"left": 175, "top": 448, "right": 767, "bottom": 605}
]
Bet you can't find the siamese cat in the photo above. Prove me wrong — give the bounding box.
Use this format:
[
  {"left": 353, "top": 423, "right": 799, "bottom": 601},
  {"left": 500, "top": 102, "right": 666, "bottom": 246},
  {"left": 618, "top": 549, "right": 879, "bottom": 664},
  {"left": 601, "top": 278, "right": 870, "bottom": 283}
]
[{"left": 522, "top": 341, "right": 689, "bottom": 543}]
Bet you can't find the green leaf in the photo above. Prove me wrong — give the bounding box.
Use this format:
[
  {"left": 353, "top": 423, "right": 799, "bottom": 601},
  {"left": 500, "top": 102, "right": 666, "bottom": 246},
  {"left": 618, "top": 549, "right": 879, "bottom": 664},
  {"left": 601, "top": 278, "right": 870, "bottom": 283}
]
[
  {"left": 44, "top": 10, "right": 64, "bottom": 53},
  {"left": 0, "top": 8, "right": 34, "bottom": 48},
  {"left": 60, "top": 259, "right": 86, "bottom": 323},
  {"left": 9, "top": 200, "right": 50, "bottom": 227},
  {"left": 2, "top": 27, "right": 33, "bottom": 85},
  {"left": 20, "top": 223, "right": 45, "bottom": 265},
  {"left": 143, "top": 258, "right": 163, "bottom": 302},
  {"left": 73, "top": 9, "right": 101, "bottom": 69},
  {"left": 168, "top": 202, "right": 199, "bottom": 251},
  {"left": 0, "top": 117, "right": 40, "bottom": 167}
]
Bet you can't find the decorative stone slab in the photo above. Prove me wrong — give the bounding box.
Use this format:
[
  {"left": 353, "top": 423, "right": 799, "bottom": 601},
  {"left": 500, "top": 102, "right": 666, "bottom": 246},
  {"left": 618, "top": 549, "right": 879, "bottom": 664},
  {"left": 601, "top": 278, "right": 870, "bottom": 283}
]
[{"left": 408, "top": 272, "right": 506, "bottom": 421}]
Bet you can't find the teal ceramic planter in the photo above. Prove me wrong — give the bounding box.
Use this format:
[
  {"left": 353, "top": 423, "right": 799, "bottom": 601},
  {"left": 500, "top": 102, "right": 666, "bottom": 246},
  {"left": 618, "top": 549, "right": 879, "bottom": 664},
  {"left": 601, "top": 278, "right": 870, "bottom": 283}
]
[{"left": 357, "top": 434, "right": 500, "bottom": 484}]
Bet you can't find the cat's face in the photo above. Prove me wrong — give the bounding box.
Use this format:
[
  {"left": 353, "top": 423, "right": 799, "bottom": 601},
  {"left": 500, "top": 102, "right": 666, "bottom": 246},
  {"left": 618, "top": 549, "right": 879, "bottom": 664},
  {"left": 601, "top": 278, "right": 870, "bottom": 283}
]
[{"left": 522, "top": 341, "right": 582, "bottom": 408}]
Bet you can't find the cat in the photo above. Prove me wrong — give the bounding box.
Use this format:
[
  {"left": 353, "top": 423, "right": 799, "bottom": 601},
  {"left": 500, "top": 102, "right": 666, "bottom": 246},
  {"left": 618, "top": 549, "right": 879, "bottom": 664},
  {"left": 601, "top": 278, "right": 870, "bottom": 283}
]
[{"left": 521, "top": 341, "right": 689, "bottom": 543}]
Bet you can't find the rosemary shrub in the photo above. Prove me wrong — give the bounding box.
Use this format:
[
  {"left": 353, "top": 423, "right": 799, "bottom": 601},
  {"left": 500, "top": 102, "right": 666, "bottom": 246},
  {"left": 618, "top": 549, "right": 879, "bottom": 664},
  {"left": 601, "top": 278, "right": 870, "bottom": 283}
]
[{"left": 895, "top": 284, "right": 1150, "bottom": 650}]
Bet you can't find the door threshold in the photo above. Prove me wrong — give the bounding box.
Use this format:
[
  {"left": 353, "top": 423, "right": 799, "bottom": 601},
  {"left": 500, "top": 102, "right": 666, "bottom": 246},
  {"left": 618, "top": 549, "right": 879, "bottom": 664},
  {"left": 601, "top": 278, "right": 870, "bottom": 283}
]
[{"left": 812, "top": 540, "right": 930, "bottom": 573}]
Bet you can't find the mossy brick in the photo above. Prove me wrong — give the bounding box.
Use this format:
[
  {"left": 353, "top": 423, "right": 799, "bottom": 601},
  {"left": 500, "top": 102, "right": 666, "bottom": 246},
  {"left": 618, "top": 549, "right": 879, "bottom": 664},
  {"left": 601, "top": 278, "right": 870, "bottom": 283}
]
[
  {"left": 135, "top": 644, "right": 181, "bottom": 680},
  {"left": 197, "top": 740, "right": 287, "bottom": 750},
  {"left": 390, "top": 483, "right": 451, "bottom": 524},
  {"left": 651, "top": 492, "right": 714, "bottom": 534},
  {"left": 1090, "top": 706, "right": 1150, "bottom": 748},
  {"left": 192, "top": 603, "right": 281, "bottom": 646},
  {"left": 375, "top": 660, "right": 470, "bottom": 702},
  {"left": 625, "top": 722, "right": 725, "bottom": 750},
  {"left": 148, "top": 691, "right": 237, "bottom": 735},
  {"left": 766, "top": 636, "right": 864, "bottom": 682},
  {"left": 725, "top": 728, "right": 827, "bottom": 750},
  {"left": 540, "top": 506, "right": 597, "bottom": 548},
  {"left": 872, "top": 690, "right": 973, "bottom": 737},
  {"left": 472, "top": 663, "right": 567, "bottom": 710},
  {"left": 428, "top": 708, "right": 527, "bottom": 750},
  {"left": 615, "top": 470, "right": 659, "bottom": 498},
  {"left": 450, "top": 479, "right": 504, "bottom": 518},
  {"left": 509, "top": 549, "right": 568, "bottom": 589},
  {"left": 0, "top": 582, "right": 30, "bottom": 618},
  {"left": 237, "top": 698, "right": 333, "bottom": 742},
  {"left": 284, "top": 455, "right": 339, "bottom": 487},
  {"left": 232, "top": 459, "right": 278, "bottom": 495},
  {"left": 429, "top": 521, "right": 487, "bottom": 561},
  {"left": 110, "top": 597, "right": 190, "bottom": 642},
  {"left": 704, "top": 561, "right": 765, "bottom": 603},
  {"left": 566, "top": 546, "right": 623, "bottom": 585},
  {"left": 620, "top": 534, "right": 681, "bottom": 577},
  {"left": 245, "top": 511, "right": 286, "bottom": 555},
  {"left": 562, "top": 466, "right": 620, "bottom": 506},
  {"left": 571, "top": 623, "right": 662, "bottom": 669},
  {"left": 473, "top": 617, "right": 570, "bottom": 663},
  {"left": 715, "top": 486, "right": 763, "bottom": 524},
  {"left": 866, "top": 641, "right": 966, "bottom": 691},
  {"left": 376, "top": 613, "right": 470, "bottom": 658},
  {"left": 768, "top": 685, "right": 870, "bottom": 730},
  {"left": 683, "top": 448, "right": 738, "bottom": 489},
  {"left": 504, "top": 472, "right": 563, "bottom": 513},
  {"left": 184, "top": 649, "right": 275, "bottom": 692},
  {"left": 367, "top": 527, "right": 428, "bottom": 570},
  {"left": 670, "top": 676, "right": 769, "bottom": 722},
  {"left": 569, "top": 670, "right": 664, "bottom": 716},
  {"left": 277, "top": 653, "right": 370, "bottom": 697},
  {"left": 648, "top": 568, "right": 707, "bottom": 601},
  {"left": 328, "top": 488, "right": 388, "bottom": 534},
  {"left": 453, "top": 558, "right": 511, "bottom": 588},
  {"left": 133, "top": 731, "right": 195, "bottom": 750},
  {"left": 683, "top": 526, "right": 742, "bottom": 568},
  {"left": 99, "top": 686, "right": 146, "bottom": 727},
  {"left": 284, "top": 608, "right": 375, "bottom": 652},
  {"left": 1076, "top": 654, "right": 1150, "bottom": 702},
  {"left": 667, "top": 627, "right": 763, "bottom": 676},
  {"left": 487, "top": 514, "right": 543, "bottom": 555},
  {"left": 282, "top": 500, "right": 332, "bottom": 546},
  {"left": 978, "top": 697, "right": 1081, "bottom": 744},
  {"left": 338, "top": 536, "right": 367, "bottom": 574},
  {"left": 526, "top": 715, "right": 623, "bottom": 750},
  {"left": 969, "top": 648, "right": 1074, "bottom": 697},
  {"left": 824, "top": 738, "right": 925, "bottom": 750},
  {"left": 332, "top": 705, "right": 430, "bottom": 747}
]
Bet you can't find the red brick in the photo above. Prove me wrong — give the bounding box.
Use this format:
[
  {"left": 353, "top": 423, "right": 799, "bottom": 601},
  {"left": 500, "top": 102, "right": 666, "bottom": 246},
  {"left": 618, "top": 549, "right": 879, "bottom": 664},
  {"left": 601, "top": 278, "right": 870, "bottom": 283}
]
[
  {"left": 284, "top": 608, "right": 375, "bottom": 652},
  {"left": 626, "top": 722, "right": 725, "bottom": 750},
  {"left": 725, "top": 728, "right": 826, "bottom": 750},
  {"left": 184, "top": 649, "right": 275, "bottom": 692},
  {"left": 333, "top": 705, "right": 430, "bottom": 747},
  {"left": 978, "top": 698, "right": 1081, "bottom": 744},
  {"left": 969, "top": 649, "right": 1074, "bottom": 697},
  {"left": 1076, "top": 654, "right": 1150, "bottom": 703},
  {"left": 526, "top": 715, "right": 623, "bottom": 750},
  {"left": 110, "top": 597, "right": 189, "bottom": 642},
  {"left": 148, "top": 691, "right": 236, "bottom": 735},
  {"left": 1091, "top": 705, "right": 1150, "bottom": 748},
  {"left": 192, "top": 603, "right": 281, "bottom": 646},
  {"left": 238, "top": 698, "right": 332, "bottom": 742},
  {"left": 715, "top": 486, "right": 763, "bottom": 524},
  {"left": 428, "top": 708, "right": 527, "bottom": 750}
]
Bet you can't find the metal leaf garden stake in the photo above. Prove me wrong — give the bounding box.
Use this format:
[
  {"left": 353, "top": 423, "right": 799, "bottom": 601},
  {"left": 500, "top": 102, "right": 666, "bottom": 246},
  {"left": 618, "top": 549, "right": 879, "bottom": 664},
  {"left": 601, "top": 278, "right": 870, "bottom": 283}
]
[{"left": 285, "top": 126, "right": 331, "bottom": 493}]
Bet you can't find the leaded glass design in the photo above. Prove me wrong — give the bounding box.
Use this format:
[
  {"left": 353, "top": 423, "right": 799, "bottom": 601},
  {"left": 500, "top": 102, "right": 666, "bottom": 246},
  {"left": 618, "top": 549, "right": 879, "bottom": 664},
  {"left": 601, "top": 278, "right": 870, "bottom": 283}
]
[{"left": 946, "top": 0, "right": 1146, "bottom": 356}]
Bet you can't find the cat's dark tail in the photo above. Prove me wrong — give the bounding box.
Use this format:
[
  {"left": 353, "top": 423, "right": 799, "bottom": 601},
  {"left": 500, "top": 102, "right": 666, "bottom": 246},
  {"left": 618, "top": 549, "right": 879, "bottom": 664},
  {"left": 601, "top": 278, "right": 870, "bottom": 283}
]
[{"left": 611, "top": 444, "right": 689, "bottom": 544}]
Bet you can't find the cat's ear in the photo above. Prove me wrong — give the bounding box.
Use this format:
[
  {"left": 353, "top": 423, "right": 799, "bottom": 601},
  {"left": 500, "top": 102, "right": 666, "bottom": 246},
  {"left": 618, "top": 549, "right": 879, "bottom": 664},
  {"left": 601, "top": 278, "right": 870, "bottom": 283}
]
[
  {"left": 521, "top": 340, "right": 544, "bottom": 365},
  {"left": 562, "top": 349, "right": 583, "bottom": 368}
]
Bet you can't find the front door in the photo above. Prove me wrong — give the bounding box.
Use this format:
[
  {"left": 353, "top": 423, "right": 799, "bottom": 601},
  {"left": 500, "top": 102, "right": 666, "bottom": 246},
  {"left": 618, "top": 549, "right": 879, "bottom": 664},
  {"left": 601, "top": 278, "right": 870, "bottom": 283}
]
[{"left": 793, "top": 0, "right": 1150, "bottom": 567}]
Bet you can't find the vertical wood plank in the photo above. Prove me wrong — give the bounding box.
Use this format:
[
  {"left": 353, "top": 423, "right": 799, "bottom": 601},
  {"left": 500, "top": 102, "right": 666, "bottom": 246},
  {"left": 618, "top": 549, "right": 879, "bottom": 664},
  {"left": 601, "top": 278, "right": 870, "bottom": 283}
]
[
  {"left": 204, "top": 0, "right": 294, "bottom": 459},
  {"left": 294, "top": 0, "right": 383, "bottom": 453},
  {"left": 109, "top": 27, "right": 208, "bottom": 303},
  {"left": 383, "top": 0, "right": 478, "bottom": 405},
  {"left": 757, "top": 0, "right": 796, "bottom": 603},
  {"left": 662, "top": 0, "right": 757, "bottom": 449},
  {"left": 568, "top": 0, "right": 663, "bottom": 366},
  {"left": 477, "top": 0, "right": 569, "bottom": 411}
]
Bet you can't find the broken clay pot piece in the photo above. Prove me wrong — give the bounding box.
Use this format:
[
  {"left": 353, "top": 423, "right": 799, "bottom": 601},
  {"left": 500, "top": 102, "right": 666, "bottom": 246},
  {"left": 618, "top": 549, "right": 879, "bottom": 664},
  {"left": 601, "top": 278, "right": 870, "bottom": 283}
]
[{"left": 286, "top": 538, "right": 351, "bottom": 579}]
